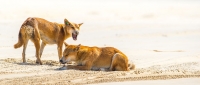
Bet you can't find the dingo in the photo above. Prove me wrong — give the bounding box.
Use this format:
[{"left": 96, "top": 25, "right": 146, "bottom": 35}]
[
  {"left": 14, "top": 17, "right": 83, "bottom": 65},
  {"left": 60, "top": 43, "right": 135, "bottom": 71}
]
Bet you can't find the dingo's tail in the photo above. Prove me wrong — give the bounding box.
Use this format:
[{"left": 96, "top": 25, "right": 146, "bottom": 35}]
[
  {"left": 14, "top": 29, "right": 24, "bottom": 49},
  {"left": 128, "top": 61, "right": 135, "bottom": 70}
]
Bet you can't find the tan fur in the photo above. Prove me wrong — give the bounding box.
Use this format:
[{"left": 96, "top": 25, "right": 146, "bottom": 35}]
[
  {"left": 60, "top": 43, "right": 135, "bottom": 71},
  {"left": 14, "top": 17, "right": 83, "bottom": 65}
]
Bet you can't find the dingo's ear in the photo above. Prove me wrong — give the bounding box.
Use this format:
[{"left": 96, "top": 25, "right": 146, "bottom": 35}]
[
  {"left": 64, "top": 18, "right": 71, "bottom": 26},
  {"left": 64, "top": 42, "right": 68, "bottom": 48},
  {"left": 75, "top": 44, "right": 81, "bottom": 51},
  {"left": 78, "top": 23, "right": 83, "bottom": 27}
]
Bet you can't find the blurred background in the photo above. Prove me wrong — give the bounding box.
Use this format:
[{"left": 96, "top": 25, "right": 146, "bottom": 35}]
[{"left": 0, "top": 0, "right": 200, "bottom": 67}]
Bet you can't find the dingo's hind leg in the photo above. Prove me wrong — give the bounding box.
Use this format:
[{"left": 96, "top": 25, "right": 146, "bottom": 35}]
[
  {"left": 110, "top": 53, "right": 129, "bottom": 71},
  {"left": 39, "top": 42, "right": 46, "bottom": 59},
  {"left": 32, "top": 38, "right": 42, "bottom": 65},
  {"left": 22, "top": 39, "right": 29, "bottom": 63}
]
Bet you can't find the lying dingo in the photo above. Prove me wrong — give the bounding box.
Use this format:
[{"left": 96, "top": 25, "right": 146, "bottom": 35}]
[{"left": 60, "top": 43, "right": 135, "bottom": 71}]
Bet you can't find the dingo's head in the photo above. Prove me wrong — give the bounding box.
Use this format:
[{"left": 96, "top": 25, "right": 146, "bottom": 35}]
[
  {"left": 60, "top": 43, "right": 81, "bottom": 64},
  {"left": 64, "top": 19, "right": 83, "bottom": 41}
]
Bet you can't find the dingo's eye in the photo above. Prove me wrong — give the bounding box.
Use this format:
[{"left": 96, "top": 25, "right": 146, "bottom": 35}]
[
  {"left": 71, "top": 27, "right": 75, "bottom": 29},
  {"left": 65, "top": 54, "right": 68, "bottom": 56}
]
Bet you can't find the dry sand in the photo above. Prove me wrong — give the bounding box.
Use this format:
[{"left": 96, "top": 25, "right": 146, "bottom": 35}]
[
  {"left": 0, "top": 58, "right": 199, "bottom": 85},
  {"left": 0, "top": 0, "right": 200, "bottom": 85}
]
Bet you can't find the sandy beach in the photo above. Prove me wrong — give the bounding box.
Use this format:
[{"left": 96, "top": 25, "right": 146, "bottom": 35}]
[{"left": 0, "top": 0, "right": 200, "bottom": 84}]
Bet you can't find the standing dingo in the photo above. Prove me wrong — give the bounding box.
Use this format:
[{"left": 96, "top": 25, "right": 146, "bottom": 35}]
[{"left": 14, "top": 17, "right": 83, "bottom": 65}]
